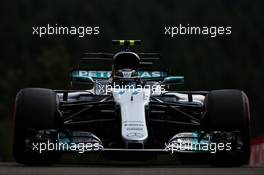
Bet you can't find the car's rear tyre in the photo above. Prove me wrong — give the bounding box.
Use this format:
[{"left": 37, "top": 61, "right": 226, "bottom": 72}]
[
  {"left": 13, "top": 88, "right": 61, "bottom": 165},
  {"left": 205, "top": 89, "right": 251, "bottom": 166}
]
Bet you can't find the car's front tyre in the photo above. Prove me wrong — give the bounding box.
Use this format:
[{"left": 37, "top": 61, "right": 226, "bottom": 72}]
[
  {"left": 13, "top": 88, "right": 61, "bottom": 165},
  {"left": 205, "top": 89, "right": 251, "bottom": 166}
]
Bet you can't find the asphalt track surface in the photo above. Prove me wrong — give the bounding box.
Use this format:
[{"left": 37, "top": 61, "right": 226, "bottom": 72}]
[{"left": 0, "top": 162, "right": 263, "bottom": 175}]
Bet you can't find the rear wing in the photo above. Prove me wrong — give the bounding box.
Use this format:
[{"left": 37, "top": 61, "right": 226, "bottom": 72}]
[{"left": 80, "top": 53, "right": 160, "bottom": 66}]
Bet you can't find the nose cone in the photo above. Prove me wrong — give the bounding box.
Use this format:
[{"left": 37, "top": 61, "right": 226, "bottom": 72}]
[{"left": 112, "top": 88, "right": 150, "bottom": 147}]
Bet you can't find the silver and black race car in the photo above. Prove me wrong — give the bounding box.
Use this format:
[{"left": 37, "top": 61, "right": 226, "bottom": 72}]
[{"left": 13, "top": 40, "right": 251, "bottom": 165}]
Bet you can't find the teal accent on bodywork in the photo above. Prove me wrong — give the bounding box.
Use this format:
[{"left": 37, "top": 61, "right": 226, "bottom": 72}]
[
  {"left": 194, "top": 131, "right": 198, "bottom": 144},
  {"left": 163, "top": 76, "right": 184, "bottom": 84},
  {"left": 58, "top": 132, "right": 71, "bottom": 150},
  {"left": 71, "top": 70, "right": 110, "bottom": 81},
  {"left": 71, "top": 70, "right": 169, "bottom": 81},
  {"left": 193, "top": 131, "right": 199, "bottom": 151},
  {"left": 193, "top": 131, "right": 210, "bottom": 151}
]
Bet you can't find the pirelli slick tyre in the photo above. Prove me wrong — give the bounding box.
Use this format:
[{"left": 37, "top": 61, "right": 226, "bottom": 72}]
[
  {"left": 205, "top": 89, "right": 251, "bottom": 166},
  {"left": 13, "top": 88, "right": 61, "bottom": 165}
]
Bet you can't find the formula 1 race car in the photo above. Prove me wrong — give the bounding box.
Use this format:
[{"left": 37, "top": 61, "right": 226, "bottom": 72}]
[{"left": 13, "top": 40, "right": 251, "bottom": 166}]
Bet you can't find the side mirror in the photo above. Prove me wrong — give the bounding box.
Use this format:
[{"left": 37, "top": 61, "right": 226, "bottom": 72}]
[
  {"left": 71, "top": 70, "right": 95, "bottom": 84},
  {"left": 71, "top": 76, "right": 94, "bottom": 84},
  {"left": 162, "top": 76, "right": 184, "bottom": 85},
  {"left": 71, "top": 73, "right": 95, "bottom": 90}
]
